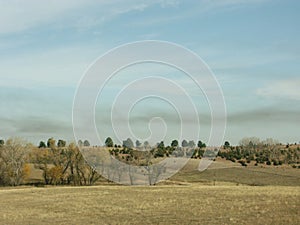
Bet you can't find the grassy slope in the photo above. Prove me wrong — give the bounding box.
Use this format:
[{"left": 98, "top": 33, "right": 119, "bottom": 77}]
[
  {"left": 169, "top": 159, "right": 300, "bottom": 186},
  {"left": 1, "top": 159, "right": 300, "bottom": 224},
  {"left": 0, "top": 185, "right": 299, "bottom": 225},
  {"left": 27, "top": 158, "right": 300, "bottom": 186}
]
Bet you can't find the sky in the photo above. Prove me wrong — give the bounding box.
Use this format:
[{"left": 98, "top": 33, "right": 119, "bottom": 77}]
[{"left": 0, "top": 0, "right": 299, "bottom": 146}]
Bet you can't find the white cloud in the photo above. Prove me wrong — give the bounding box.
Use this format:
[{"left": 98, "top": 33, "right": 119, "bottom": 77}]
[
  {"left": 0, "top": 0, "right": 88, "bottom": 34},
  {"left": 0, "top": 44, "right": 103, "bottom": 87},
  {"left": 0, "top": 0, "right": 271, "bottom": 34},
  {"left": 201, "top": 0, "right": 270, "bottom": 10},
  {"left": 256, "top": 79, "right": 300, "bottom": 101},
  {"left": 128, "top": 0, "right": 270, "bottom": 27},
  {"left": 0, "top": 0, "right": 157, "bottom": 34}
]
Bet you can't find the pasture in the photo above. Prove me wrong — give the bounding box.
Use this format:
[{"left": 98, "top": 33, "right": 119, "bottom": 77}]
[
  {"left": 0, "top": 185, "right": 299, "bottom": 224},
  {"left": 1, "top": 158, "right": 300, "bottom": 225}
]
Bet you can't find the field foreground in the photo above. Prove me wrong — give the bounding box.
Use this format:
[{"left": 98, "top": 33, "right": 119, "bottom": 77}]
[{"left": 0, "top": 185, "right": 299, "bottom": 224}]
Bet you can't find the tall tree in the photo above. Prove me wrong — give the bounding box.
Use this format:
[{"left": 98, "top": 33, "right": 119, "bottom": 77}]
[
  {"left": 123, "top": 138, "right": 134, "bottom": 148},
  {"left": 0, "top": 138, "right": 30, "bottom": 186},
  {"left": 78, "top": 140, "right": 83, "bottom": 147},
  {"left": 171, "top": 140, "right": 178, "bottom": 148},
  {"left": 57, "top": 140, "right": 66, "bottom": 148},
  {"left": 47, "top": 138, "right": 56, "bottom": 149},
  {"left": 224, "top": 141, "right": 230, "bottom": 148},
  {"left": 144, "top": 141, "right": 150, "bottom": 149},
  {"left": 197, "top": 140, "right": 206, "bottom": 149},
  {"left": 239, "top": 137, "right": 260, "bottom": 147},
  {"left": 188, "top": 140, "right": 195, "bottom": 148},
  {"left": 83, "top": 140, "right": 90, "bottom": 147},
  {"left": 136, "top": 140, "right": 142, "bottom": 148},
  {"left": 105, "top": 137, "right": 114, "bottom": 147},
  {"left": 158, "top": 141, "right": 165, "bottom": 149},
  {"left": 38, "top": 141, "right": 46, "bottom": 148},
  {"left": 33, "top": 142, "right": 100, "bottom": 185},
  {"left": 182, "top": 140, "right": 188, "bottom": 147}
]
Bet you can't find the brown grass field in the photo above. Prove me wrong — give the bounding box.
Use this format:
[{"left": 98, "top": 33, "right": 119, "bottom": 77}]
[
  {"left": 0, "top": 185, "right": 299, "bottom": 224},
  {"left": 170, "top": 159, "right": 300, "bottom": 186},
  {"left": 0, "top": 159, "right": 299, "bottom": 224}
]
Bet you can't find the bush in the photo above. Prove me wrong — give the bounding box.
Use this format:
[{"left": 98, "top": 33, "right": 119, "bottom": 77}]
[
  {"left": 154, "top": 148, "right": 165, "bottom": 158},
  {"left": 238, "top": 160, "right": 247, "bottom": 167}
]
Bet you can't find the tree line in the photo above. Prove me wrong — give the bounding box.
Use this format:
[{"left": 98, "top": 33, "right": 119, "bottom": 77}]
[
  {"left": 218, "top": 138, "right": 300, "bottom": 167},
  {"left": 0, "top": 137, "right": 101, "bottom": 186},
  {"left": 0, "top": 136, "right": 299, "bottom": 186}
]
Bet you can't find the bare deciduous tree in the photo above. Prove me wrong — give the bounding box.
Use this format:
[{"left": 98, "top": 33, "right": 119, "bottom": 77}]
[
  {"left": 33, "top": 142, "right": 101, "bottom": 185},
  {"left": 0, "top": 138, "right": 30, "bottom": 186}
]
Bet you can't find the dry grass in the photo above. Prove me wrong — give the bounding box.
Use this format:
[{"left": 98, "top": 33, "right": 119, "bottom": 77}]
[
  {"left": 26, "top": 158, "right": 300, "bottom": 186},
  {"left": 170, "top": 159, "right": 300, "bottom": 186},
  {"left": 0, "top": 185, "right": 299, "bottom": 225},
  {"left": 3, "top": 158, "right": 297, "bottom": 224}
]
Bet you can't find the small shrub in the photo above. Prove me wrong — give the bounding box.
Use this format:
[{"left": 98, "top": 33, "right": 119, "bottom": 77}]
[{"left": 238, "top": 160, "right": 247, "bottom": 167}]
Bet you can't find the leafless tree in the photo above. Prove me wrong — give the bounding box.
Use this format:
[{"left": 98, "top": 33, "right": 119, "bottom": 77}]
[{"left": 0, "top": 138, "right": 30, "bottom": 186}]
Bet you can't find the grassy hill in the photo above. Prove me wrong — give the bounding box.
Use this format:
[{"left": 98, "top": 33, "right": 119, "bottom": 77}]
[
  {"left": 0, "top": 185, "right": 299, "bottom": 224},
  {"left": 168, "top": 159, "right": 300, "bottom": 186},
  {"left": 1, "top": 157, "right": 300, "bottom": 224},
  {"left": 26, "top": 157, "right": 300, "bottom": 186}
]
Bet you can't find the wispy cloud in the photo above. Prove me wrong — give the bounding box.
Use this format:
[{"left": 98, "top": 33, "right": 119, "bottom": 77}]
[
  {"left": 128, "top": 0, "right": 270, "bottom": 27},
  {"left": 228, "top": 107, "right": 300, "bottom": 124},
  {"left": 256, "top": 79, "right": 300, "bottom": 101},
  {"left": 0, "top": 0, "right": 89, "bottom": 34},
  {"left": 0, "top": 0, "right": 299, "bottom": 145},
  {"left": 0, "top": 0, "right": 271, "bottom": 35},
  {"left": 202, "top": 0, "right": 270, "bottom": 7},
  {"left": 0, "top": 0, "right": 178, "bottom": 35}
]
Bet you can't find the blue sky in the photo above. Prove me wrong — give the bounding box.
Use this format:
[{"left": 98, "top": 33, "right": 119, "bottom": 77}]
[{"left": 0, "top": 0, "right": 299, "bottom": 145}]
